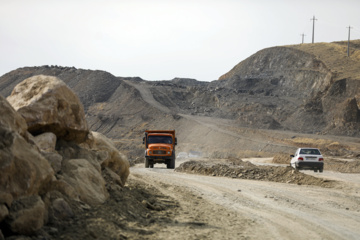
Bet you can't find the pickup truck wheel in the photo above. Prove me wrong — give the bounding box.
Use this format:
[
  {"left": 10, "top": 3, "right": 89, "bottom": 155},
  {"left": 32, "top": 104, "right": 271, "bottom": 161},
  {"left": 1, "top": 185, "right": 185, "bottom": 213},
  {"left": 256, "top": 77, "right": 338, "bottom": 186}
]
[{"left": 145, "top": 158, "right": 149, "bottom": 168}]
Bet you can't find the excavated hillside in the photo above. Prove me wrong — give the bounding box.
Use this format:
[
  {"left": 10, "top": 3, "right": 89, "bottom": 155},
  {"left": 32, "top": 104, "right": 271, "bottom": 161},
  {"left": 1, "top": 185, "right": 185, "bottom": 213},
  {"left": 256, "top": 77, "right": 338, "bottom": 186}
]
[
  {"left": 1, "top": 41, "right": 360, "bottom": 160},
  {"left": 218, "top": 41, "right": 360, "bottom": 136}
]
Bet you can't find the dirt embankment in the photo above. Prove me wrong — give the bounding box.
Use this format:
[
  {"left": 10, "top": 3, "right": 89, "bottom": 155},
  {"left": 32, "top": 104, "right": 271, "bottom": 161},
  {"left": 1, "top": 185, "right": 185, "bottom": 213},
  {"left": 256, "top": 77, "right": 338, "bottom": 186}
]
[
  {"left": 175, "top": 158, "right": 336, "bottom": 188},
  {"left": 37, "top": 174, "right": 181, "bottom": 239}
]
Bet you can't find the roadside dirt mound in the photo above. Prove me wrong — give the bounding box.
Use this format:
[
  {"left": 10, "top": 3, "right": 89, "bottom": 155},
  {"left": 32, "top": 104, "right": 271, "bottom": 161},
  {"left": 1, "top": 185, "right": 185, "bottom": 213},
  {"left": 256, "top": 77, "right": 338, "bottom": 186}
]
[
  {"left": 37, "top": 176, "right": 180, "bottom": 239},
  {"left": 272, "top": 153, "right": 290, "bottom": 164},
  {"left": 175, "top": 159, "right": 336, "bottom": 188}
]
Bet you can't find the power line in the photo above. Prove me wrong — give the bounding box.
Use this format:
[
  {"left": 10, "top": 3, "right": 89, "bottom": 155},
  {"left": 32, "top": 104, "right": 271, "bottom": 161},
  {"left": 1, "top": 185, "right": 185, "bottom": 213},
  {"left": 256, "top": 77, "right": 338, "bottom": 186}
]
[
  {"left": 310, "top": 16, "right": 317, "bottom": 44},
  {"left": 300, "top": 33, "right": 306, "bottom": 44},
  {"left": 347, "top": 25, "right": 353, "bottom": 57}
]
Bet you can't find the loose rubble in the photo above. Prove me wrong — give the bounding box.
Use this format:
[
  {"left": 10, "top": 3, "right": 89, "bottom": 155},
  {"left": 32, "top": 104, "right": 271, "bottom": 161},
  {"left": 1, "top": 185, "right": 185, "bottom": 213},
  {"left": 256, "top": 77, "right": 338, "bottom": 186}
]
[{"left": 175, "top": 159, "right": 337, "bottom": 188}]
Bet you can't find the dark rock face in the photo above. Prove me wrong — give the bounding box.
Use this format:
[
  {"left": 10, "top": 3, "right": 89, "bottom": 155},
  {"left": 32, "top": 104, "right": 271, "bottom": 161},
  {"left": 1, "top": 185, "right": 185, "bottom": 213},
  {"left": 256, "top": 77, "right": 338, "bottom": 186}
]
[{"left": 216, "top": 46, "right": 360, "bottom": 135}]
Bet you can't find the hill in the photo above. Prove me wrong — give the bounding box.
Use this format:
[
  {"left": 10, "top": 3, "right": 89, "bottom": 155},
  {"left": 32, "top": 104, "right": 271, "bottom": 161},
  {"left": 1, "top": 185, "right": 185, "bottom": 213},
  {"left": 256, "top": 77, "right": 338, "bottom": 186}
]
[{"left": 1, "top": 41, "right": 360, "bottom": 160}]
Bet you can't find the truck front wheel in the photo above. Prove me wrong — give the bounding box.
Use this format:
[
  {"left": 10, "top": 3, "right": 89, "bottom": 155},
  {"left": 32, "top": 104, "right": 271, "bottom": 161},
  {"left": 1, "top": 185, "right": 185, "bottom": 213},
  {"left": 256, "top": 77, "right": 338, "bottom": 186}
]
[
  {"left": 145, "top": 158, "right": 149, "bottom": 168},
  {"left": 167, "top": 158, "right": 175, "bottom": 169}
]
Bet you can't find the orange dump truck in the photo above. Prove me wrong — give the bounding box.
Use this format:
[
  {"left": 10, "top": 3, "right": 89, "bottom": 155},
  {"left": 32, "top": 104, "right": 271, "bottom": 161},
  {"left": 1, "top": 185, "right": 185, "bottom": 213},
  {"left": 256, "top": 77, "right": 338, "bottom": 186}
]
[{"left": 143, "top": 130, "right": 177, "bottom": 169}]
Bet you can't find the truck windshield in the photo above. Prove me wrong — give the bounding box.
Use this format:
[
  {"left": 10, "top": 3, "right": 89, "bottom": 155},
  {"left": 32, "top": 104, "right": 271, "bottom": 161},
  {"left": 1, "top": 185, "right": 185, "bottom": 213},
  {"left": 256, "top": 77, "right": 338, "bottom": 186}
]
[{"left": 148, "top": 136, "right": 173, "bottom": 144}]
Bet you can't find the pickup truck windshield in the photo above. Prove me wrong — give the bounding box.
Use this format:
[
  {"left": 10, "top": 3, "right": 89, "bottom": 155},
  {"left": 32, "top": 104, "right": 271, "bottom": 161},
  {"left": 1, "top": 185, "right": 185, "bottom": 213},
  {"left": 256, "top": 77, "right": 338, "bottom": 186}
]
[{"left": 148, "top": 136, "right": 173, "bottom": 144}]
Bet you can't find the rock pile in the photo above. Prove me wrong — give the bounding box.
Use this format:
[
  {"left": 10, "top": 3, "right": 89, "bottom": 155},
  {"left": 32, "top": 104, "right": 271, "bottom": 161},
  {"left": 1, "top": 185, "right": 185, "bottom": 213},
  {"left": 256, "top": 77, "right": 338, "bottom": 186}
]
[
  {"left": 175, "top": 159, "right": 336, "bottom": 188},
  {"left": 0, "top": 75, "right": 129, "bottom": 238}
]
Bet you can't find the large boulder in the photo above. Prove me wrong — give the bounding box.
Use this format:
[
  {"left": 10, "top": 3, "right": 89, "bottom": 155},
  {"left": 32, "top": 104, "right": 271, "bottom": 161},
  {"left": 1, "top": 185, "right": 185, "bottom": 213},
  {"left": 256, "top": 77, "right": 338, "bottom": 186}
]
[
  {"left": 56, "top": 139, "right": 101, "bottom": 173},
  {"left": 6, "top": 75, "right": 89, "bottom": 143},
  {"left": 0, "top": 96, "right": 54, "bottom": 199},
  {"left": 61, "top": 159, "right": 109, "bottom": 206},
  {"left": 0, "top": 126, "right": 55, "bottom": 199},
  {"left": 85, "top": 132, "right": 130, "bottom": 187}
]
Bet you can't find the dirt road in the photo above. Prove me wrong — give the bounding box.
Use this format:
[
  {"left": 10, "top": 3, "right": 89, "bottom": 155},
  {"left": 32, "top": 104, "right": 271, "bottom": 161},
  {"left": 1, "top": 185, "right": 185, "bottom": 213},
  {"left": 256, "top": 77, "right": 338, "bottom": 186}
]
[
  {"left": 131, "top": 160, "right": 360, "bottom": 240},
  {"left": 124, "top": 74, "right": 360, "bottom": 239}
]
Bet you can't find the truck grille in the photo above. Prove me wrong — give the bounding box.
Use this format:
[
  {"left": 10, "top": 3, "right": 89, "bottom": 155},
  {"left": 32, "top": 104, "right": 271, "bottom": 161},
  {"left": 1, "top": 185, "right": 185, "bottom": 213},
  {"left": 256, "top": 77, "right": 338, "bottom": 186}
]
[{"left": 153, "top": 150, "right": 166, "bottom": 155}]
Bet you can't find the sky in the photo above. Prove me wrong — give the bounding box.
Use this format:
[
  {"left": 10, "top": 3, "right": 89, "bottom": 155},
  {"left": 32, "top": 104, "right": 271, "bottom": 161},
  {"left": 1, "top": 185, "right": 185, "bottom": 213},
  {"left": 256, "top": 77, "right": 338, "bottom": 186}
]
[{"left": 1, "top": 0, "right": 360, "bottom": 82}]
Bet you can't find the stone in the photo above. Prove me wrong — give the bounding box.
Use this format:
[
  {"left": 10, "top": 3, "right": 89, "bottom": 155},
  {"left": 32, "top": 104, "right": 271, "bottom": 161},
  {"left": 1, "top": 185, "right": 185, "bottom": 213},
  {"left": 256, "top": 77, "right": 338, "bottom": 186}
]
[
  {"left": 0, "top": 126, "right": 54, "bottom": 199},
  {"left": 0, "top": 204, "right": 9, "bottom": 222},
  {"left": 56, "top": 139, "right": 101, "bottom": 173},
  {"left": 7, "top": 195, "right": 46, "bottom": 235},
  {"left": 41, "top": 151, "right": 63, "bottom": 173},
  {"left": 33, "top": 132, "right": 57, "bottom": 152},
  {"left": 103, "top": 167, "right": 123, "bottom": 186},
  {"left": 62, "top": 159, "right": 109, "bottom": 205},
  {"left": 48, "top": 180, "right": 79, "bottom": 201},
  {"left": 0, "top": 192, "right": 13, "bottom": 208},
  {"left": 86, "top": 132, "right": 130, "bottom": 186},
  {"left": 50, "top": 198, "right": 73, "bottom": 221},
  {"left": 0, "top": 95, "right": 28, "bottom": 139},
  {"left": 6, "top": 75, "right": 89, "bottom": 143}
]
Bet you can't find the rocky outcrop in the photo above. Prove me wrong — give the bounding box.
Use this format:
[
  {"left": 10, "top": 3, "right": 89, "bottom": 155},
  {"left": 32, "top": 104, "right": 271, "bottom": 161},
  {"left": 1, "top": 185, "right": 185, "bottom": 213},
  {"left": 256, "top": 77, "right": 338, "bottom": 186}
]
[
  {"left": 6, "top": 75, "right": 89, "bottom": 143},
  {"left": 0, "top": 96, "right": 55, "bottom": 199},
  {"left": 0, "top": 76, "right": 130, "bottom": 238}
]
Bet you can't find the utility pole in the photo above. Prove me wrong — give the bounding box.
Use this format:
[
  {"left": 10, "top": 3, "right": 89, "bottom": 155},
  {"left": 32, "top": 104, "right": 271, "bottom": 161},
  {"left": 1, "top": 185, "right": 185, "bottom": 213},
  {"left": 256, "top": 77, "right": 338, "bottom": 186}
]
[
  {"left": 310, "top": 16, "right": 317, "bottom": 43},
  {"left": 347, "top": 25, "right": 353, "bottom": 57},
  {"left": 300, "top": 33, "right": 306, "bottom": 44}
]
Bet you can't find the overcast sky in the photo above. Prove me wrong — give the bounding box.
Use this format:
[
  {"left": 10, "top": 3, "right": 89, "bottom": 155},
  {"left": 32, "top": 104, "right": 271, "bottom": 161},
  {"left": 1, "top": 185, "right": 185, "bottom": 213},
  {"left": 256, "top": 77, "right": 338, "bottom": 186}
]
[{"left": 1, "top": 0, "right": 360, "bottom": 81}]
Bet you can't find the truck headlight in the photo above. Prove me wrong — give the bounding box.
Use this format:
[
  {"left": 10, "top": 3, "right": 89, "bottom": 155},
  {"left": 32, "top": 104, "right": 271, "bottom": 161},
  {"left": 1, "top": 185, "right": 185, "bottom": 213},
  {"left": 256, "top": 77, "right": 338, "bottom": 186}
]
[
  {"left": 149, "top": 151, "right": 152, "bottom": 154},
  {"left": 167, "top": 151, "right": 171, "bottom": 154}
]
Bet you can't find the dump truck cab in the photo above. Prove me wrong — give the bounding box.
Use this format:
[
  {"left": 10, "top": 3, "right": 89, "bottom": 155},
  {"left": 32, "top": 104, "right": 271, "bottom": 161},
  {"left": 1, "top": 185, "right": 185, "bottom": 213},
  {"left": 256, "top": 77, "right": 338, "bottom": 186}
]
[{"left": 143, "top": 130, "right": 177, "bottom": 169}]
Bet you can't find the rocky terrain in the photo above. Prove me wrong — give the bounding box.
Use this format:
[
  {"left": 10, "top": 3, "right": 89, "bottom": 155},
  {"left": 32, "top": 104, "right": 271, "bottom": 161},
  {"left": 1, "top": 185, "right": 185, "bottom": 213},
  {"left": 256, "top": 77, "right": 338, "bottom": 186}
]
[
  {"left": 1, "top": 40, "right": 360, "bottom": 239},
  {"left": 1, "top": 41, "right": 360, "bottom": 161},
  {"left": 0, "top": 75, "right": 129, "bottom": 239}
]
